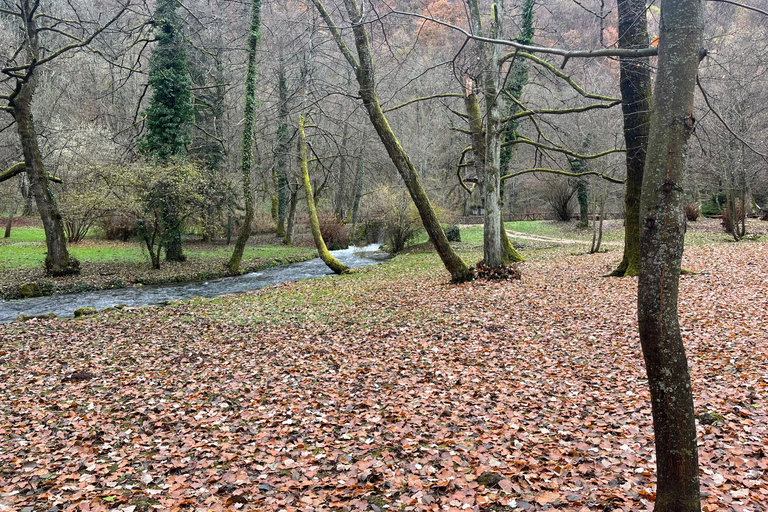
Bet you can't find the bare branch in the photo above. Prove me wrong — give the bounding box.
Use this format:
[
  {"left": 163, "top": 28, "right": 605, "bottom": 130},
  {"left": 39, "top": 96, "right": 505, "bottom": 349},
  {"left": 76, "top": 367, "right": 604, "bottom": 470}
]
[
  {"left": 707, "top": 0, "right": 768, "bottom": 16},
  {"left": 697, "top": 76, "right": 768, "bottom": 162},
  {"left": 505, "top": 52, "right": 621, "bottom": 102},
  {"left": 386, "top": 8, "right": 658, "bottom": 67},
  {"left": 456, "top": 146, "right": 475, "bottom": 194},
  {"left": 508, "top": 100, "right": 621, "bottom": 123},
  {"left": 311, "top": 0, "right": 360, "bottom": 72},
  {"left": 383, "top": 93, "right": 463, "bottom": 113},
  {"left": 0, "top": 162, "right": 25, "bottom": 183},
  {"left": 501, "top": 167, "right": 625, "bottom": 183},
  {"left": 503, "top": 136, "right": 626, "bottom": 160}
]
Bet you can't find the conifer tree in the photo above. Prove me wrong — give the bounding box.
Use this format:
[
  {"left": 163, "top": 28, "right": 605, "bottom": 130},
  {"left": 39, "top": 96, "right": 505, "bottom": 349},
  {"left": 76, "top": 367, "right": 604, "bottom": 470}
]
[{"left": 139, "top": 0, "right": 194, "bottom": 262}]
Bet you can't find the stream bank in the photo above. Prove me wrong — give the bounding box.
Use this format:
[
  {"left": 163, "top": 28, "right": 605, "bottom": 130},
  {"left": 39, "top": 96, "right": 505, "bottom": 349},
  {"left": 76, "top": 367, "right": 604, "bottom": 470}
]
[{"left": 0, "top": 245, "right": 388, "bottom": 323}]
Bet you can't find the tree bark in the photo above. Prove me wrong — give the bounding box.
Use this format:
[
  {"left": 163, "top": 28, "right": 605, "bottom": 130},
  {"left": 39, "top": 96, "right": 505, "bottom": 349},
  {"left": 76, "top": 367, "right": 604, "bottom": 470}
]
[
  {"left": 4, "top": 212, "right": 13, "bottom": 238},
  {"left": 465, "top": 80, "right": 523, "bottom": 263},
  {"left": 299, "top": 116, "right": 349, "bottom": 274},
  {"left": 275, "top": 60, "right": 290, "bottom": 238},
  {"left": 350, "top": 157, "right": 365, "bottom": 237},
  {"left": 227, "top": 0, "right": 262, "bottom": 272},
  {"left": 283, "top": 185, "right": 298, "bottom": 245},
  {"left": 6, "top": 1, "right": 76, "bottom": 275},
  {"left": 313, "top": 0, "right": 472, "bottom": 282},
  {"left": 467, "top": 0, "right": 504, "bottom": 267},
  {"left": 638, "top": 0, "right": 703, "bottom": 509},
  {"left": 613, "top": 0, "right": 652, "bottom": 277}
]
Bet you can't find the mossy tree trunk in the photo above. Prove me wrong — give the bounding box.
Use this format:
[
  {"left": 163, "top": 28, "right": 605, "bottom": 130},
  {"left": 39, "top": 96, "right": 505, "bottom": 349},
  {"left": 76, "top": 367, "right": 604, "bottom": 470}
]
[
  {"left": 613, "top": 0, "right": 652, "bottom": 277},
  {"left": 466, "top": 0, "right": 503, "bottom": 268},
  {"left": 283, "top": 184, "right": 299, "bottom": 245},
  {"left": 464, "top": 82, "right": 523, "bottom": 263},
  {"left": 637, "top": 0, "right": 703, "bottom": 509},
  {"left": 312, "top": 0, "right": 473, "bottom": 282},
  {"left": 275, "top": 59, "right": 290, "bottom": 238},
  {"left": 349, "top": 157, "right": 365, "bottom": 237},
  {"left": 227, "top": 0, "right": 262, "bottom": 272},
  {"left": 299, "top": 116, "right": 348, "bottom": 274},
  {"left": 7, "top": 3, "right": 75, "bottom": 276}
]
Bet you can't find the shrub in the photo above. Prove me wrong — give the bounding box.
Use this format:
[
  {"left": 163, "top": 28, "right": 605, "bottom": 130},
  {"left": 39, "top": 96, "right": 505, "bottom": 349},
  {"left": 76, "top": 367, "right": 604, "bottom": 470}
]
[
  {"left": 354, "top": 219, "right": 383, "bottom": 245},
  {"left": 684, "top": 202, "right": 700, "bottom": 221},
  {"left": 444, "top": 224, "right": 461, "bottom": 242},
  {"left": 543, "top": 177, "right": 576, "bottom": 221},
  {"left": 318, "top": 213, "right": 349, "bottom": 250},
  {"left": 101, "top": 214, "right": 139, "bottom": 241}
]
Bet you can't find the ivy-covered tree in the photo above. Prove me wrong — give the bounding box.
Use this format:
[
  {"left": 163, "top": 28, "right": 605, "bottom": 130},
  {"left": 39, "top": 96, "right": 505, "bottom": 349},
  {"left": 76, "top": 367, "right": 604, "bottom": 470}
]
[
  {"left": 227, "top": 0, "right": 263, "bottom": 272},
  {"left": 139, "top": 0, "right": 194, "bottom": 262}
]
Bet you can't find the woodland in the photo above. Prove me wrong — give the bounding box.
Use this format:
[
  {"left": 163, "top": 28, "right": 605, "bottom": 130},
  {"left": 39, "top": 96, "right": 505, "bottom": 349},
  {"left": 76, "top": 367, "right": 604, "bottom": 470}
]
[{"left": 1, "top": 0, "right": 768, "bottom": 511}]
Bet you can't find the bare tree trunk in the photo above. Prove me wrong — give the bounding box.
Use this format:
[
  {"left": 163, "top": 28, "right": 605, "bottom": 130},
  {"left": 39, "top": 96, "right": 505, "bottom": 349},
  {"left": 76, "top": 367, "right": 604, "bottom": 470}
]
[
  {"left": 464, "top": 79, "right": 523, "bottom": 264},
  {"left": 312, "top": 0, "right": 472, "bottom": 283},
  {"left": 6, "top": 1, "right": 75, "bottom": 275},
  {"left": 4, "top": 212, "right": 13, "bottom": 238},
  {"left": 13, "top": 85, "right": 76, "bottom": 275},
  {"left": 227, "top": 0, "right": 262, "bottom": 272},
  {"left": 638, "top": 0, "right": 703, "bottom": 509},
  {"left": 299, "top": 116, "right": 348, "bottom": 274},
  {"left": 283, "top": 184, "right": 299, "bottom": 245},
  {"left": 275, "top": 59, "right": 290, "bottom": 238},
  {"left": 613, "top": 0, "right": 652, "bottom": 276},
  {"left": 349, "top": 157, "right": 365, "bottom": 239},
  {"left": 466, "top": 0, "right": 503, "bottom": 267}
]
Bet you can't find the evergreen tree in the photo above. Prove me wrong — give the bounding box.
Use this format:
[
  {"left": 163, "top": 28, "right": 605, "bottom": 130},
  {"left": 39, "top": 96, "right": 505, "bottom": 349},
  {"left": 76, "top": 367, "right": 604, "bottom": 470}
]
[{"left": 139, "top": 0, "right": 194, "bottom": 262}]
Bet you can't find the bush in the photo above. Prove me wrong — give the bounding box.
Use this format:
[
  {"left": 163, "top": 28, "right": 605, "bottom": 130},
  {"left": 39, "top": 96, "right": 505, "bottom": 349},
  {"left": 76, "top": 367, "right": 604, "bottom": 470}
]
[
  {"left": 701, "top": 202, "right": 720, "bottom": 217},
  {"left": 684, "top": 202, "right": 700, "bottom": 221},
  {"left": 101, "top": 214, "right": 139, "bottom": 241},
  {"left": 444, "top": 224, "right": 461, "bottom": 242},
  {"left": 318, "top": 213, "right": 349, "bottom": 250},
  {"left": 354, "top": 219, "right": 384, "bottom": 245},
  {"left": 543, "top": 177, "right": 576, "bottom": 221}
]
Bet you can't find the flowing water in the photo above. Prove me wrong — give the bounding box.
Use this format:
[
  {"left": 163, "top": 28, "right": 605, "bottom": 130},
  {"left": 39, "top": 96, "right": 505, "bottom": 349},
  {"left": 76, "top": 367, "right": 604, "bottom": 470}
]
[{"left": 0, "top": 245, "right": 389, "bottom": 323}]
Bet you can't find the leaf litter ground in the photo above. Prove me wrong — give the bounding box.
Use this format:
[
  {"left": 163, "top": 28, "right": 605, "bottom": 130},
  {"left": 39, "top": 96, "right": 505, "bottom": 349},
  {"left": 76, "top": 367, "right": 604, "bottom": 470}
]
[{"left": 1, "top": 242, "right": 767, "bottom": 512}]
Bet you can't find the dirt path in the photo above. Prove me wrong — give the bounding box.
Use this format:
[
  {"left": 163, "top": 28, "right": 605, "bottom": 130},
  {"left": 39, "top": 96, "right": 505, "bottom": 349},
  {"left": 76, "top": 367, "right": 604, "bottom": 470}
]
[{"left": 506, "top": 230, "right": 623, "bottom": 247}]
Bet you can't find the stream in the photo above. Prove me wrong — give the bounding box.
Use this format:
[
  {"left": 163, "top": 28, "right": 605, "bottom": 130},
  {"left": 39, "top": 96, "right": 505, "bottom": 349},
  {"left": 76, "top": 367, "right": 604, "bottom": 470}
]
[{"left": 0, "top": 245, "right": 389, "bottom": 323}]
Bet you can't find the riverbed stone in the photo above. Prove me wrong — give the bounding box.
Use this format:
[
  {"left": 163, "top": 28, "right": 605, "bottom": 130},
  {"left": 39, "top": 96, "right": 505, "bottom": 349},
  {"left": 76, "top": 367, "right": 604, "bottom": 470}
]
[
  {"left": 16, "top": 313, "right": 57, "bottom": 322},
  {"left": 74, "top": 307, "right": 98, "bottom": 318},
  {"left": 19, "top": 282, "right": 42, "bottom": 298}
]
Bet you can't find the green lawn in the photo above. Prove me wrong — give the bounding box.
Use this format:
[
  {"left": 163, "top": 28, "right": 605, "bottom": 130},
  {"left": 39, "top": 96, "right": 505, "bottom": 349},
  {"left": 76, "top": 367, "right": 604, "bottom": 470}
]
[{"left": 0, "top": 226, "right": 313, "bottom": 270}]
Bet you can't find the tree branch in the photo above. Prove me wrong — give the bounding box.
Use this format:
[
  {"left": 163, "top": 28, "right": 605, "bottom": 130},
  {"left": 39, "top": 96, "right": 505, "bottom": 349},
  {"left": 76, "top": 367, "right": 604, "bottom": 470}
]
[
  {"left": 311, "top": 0, "right": 360, "bottom": 73},
  {"left": 505, "top": 52, "right": 621, "bottom": 102},
  {"left": 507, "top": 100, "right": 621, "bottom": 123},
  {"left": 503, "top": 136, "right": 626, "bottom": 160},
  {"left": 707, "top": 0, "right": 768, "bottom": 16},
  {"left": 697, "top": 76, "right": 768, "bottom": 161},
  {"left": 383, "top": 93, "right": 463, "bottom": 113},
  {"left": 0, "top": 162, "right": 25, "bottom": 183},
  {"left": 386, "top": 8, "right": 658, "bottom": 68},
  {"left": 501, "top": 167, "right": 624, "bottom": 183}
]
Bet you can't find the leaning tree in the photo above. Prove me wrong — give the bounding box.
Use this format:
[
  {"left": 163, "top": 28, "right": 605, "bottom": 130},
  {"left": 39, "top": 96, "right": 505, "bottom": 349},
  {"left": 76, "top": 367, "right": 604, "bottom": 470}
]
[{"left": 0, "top": 0, "right": 130, "bottom": 275}]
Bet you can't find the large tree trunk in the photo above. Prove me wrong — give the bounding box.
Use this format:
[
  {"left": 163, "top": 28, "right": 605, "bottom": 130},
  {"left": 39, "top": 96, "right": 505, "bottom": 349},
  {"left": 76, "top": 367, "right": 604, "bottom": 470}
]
[
  {"left": 464, "top": 80, "right": 523, "bottom": 264},
  {"left": 13, "top": 83, "right": 75, "bottom": 275},
  {"left": 283, "top": 185, "right": 299, "bottom": 245},
  {"left": 349, "top": 157, "right": 365, "bottom": 238},
  {"left": 227, "top": 0, "right": 262, "bottom": 272},
  {"left": 275, "top": 60, "right": 290, "bottom": 238},
  {"left": 467, "top": 0, "right": 504, "bottom": 268},
  {"left": 313, "top": 0, "right": 472, "bottom": 282},
  {"left": 299, "top": 116, "right": 348, "bottom": 274},
  {"left": 638, "top": 0, "right": 703, "bottom": 510},
  {"left": 7, "top": 1, "right": 76, "bottom": 276},
  {"left": 613, "top": 0, "right": 652, "bottom": 277}
]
